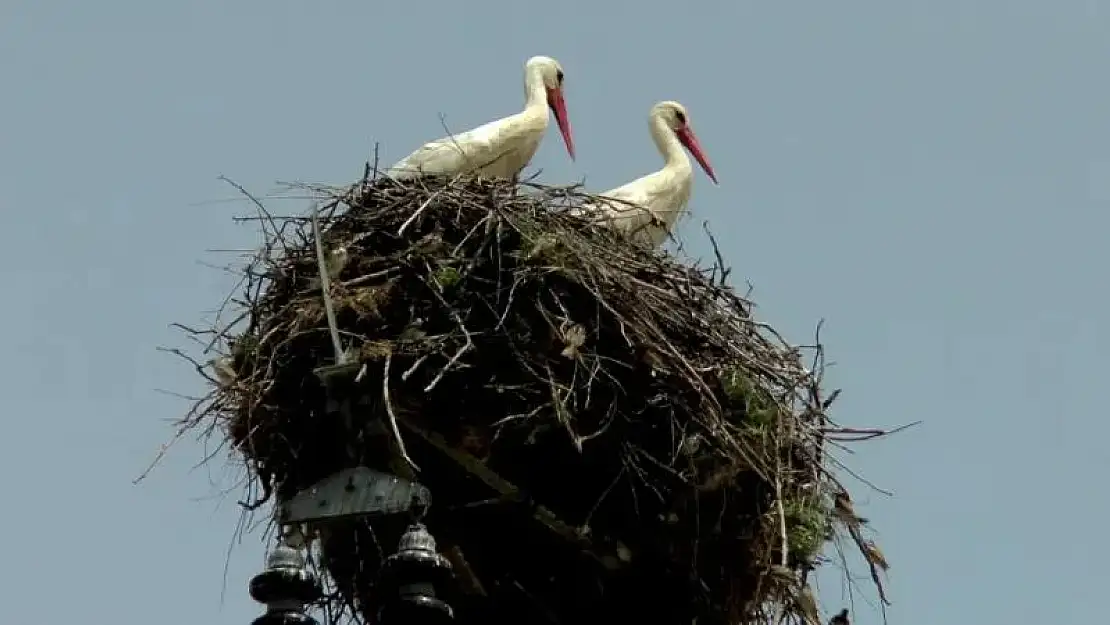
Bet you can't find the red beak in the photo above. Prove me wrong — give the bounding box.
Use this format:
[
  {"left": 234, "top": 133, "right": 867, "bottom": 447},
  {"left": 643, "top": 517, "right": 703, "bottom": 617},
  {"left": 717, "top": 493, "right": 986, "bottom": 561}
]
[
  {"left": 676, "top": 125, "right": 718, "bottom": 184},
  {"left": 546, "top": 86, "right": 576, "bottom": 160}
]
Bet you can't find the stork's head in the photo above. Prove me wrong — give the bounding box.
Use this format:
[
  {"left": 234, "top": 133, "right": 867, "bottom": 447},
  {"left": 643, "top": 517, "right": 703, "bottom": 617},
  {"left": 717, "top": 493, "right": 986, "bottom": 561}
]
[
  {"left": 653, "top": 100, "right": 718, "bottom": 184},
  {"left": 526, "top": 55, "right": 575, "bottom": 160}
]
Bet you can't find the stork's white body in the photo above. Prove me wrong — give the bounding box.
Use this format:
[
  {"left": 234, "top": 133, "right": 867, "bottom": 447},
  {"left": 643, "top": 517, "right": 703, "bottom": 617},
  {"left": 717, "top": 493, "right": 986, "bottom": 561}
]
[
  {"left": 586, "top": 152, "right": 694, "bottom": 249},
  {"left": 578, "top": 101, "right": 714, "bottom": 249},
  {"left": 386, "top": 109, "right": 548, "bottom": 180},
  {"left": 386, "top": 57, "right": 573, "bottom": 181}
]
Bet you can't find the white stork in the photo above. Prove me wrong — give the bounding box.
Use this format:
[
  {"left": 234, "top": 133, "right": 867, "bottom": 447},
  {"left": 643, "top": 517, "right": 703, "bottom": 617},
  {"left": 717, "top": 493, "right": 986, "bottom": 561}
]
[
  {"left": 385, "top": 56, "right": 575, "bottom": 181},
  {"left": 578, "top": 100, "right": 717, "bottom": 248}
]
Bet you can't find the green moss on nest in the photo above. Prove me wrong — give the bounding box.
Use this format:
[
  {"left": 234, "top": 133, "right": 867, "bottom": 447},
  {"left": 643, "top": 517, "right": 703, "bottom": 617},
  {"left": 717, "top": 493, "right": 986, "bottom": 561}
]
[
  {"left": 782, "top": 498, "right": 833, "bottom": 566},
  {"left": 431, "top": 265, "right": 461, "bottom": 289},
  {"left": 722, "top": 366, "right": 782, "bottom": 431}
]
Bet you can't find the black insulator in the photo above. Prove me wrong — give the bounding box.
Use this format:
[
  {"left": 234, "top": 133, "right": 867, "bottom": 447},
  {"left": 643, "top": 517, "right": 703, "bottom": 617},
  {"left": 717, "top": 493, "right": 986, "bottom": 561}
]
[
  {"left": 249, "top": 543, "right": 322, "bottom": 625},
  {"left": 377, "top": 523, "right": 455, "bottom": 625}
]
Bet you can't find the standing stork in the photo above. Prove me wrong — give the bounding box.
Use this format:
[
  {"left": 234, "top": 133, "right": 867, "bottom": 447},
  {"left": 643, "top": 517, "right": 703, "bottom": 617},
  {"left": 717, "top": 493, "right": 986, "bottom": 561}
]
[
  {"left": 578, "top": 100, "right": 717, "bottom": 248},
  {"left": 385, "top": 56, "right": 575, "bottom": 181}
]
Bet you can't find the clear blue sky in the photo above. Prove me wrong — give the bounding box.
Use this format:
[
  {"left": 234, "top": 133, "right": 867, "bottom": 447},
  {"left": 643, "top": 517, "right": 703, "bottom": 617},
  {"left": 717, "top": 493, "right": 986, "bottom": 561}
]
[{"left": 2, "top": 2, "right": 1106, "bottom": 624}]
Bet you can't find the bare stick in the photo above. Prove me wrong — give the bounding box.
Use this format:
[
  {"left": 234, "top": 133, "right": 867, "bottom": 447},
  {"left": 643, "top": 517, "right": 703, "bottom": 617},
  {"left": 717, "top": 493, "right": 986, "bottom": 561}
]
[
  {"left": 218, "top": 175, "right": 285, "bottom": 252},
  {"left": 401, "top": 354, "right": 430, "bottom": 381},
  {"left": 425, "top": 338, "right": 472, "bottom": 393},
  {"left": 383, "top": 352, "right": 419, "bottom": 472},
  {"left": 776, "top": 475, "right": 789, "bottom": 567},
  {"left": 423, "top": 274, "right": 474, "bottom": 393},
  {"left": 397, "top": 191, "right": 441, "bottom": 236},
  {"left": 310, "top": 202, "right": 345, "bottom": 363}
]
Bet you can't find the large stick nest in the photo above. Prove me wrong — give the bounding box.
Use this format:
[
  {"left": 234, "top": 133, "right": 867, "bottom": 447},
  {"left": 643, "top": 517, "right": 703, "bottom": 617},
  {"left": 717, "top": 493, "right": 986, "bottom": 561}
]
[{"left": 167, "top": 172, "right": 890, "bottom": 625}]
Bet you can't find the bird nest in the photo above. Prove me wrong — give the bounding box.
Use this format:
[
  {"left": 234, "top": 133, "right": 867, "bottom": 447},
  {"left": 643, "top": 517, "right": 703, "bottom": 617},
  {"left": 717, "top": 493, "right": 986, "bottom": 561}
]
[{"left": 163, "top": 171, "right": 890, "bottom": 625}]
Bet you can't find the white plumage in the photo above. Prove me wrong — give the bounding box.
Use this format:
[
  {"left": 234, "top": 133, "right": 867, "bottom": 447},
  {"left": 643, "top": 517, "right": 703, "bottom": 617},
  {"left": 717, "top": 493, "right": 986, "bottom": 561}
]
[
  {"left": 578, "top": 101, "right": 717, "bottom": 248},
  {"left": 208, "top": 356, "right": 237, "bottom": 387},
  {"left": 386, "top": 56, "right": 575, "bottom": 180}
]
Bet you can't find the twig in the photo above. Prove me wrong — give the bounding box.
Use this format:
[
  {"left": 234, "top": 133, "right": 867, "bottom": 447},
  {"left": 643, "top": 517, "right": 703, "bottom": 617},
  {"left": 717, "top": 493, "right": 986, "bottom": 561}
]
[
  {"left": 382, "top": 351, "right": 419, "bottom": 473},
  {"left": 776, "top": 475, "right": 789, "bottom": 567},
  {"left": 822, "top": 421, "right": 919, "bottom": 440},
  {"left": 397, "top": 191, "right": 442, "bottom": 236},
  {"left": 218, "top": 175, "right": 286, "bottom": 252},
  {"left": 310, "top": 202, "right": 345, "bottom": 363},
  {"left": 401, "top": 354, "right": 430, "bottom": 381},
  {"left": 423, "top": 276, "right": 474, "bottom": 393},
  {"left": 702, "top": 221, "right": 732, "bottom": 286}
]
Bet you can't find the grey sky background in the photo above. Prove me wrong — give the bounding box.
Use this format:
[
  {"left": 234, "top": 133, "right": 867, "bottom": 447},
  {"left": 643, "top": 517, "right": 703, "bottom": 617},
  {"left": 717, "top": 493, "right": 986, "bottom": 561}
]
[{"left": 2, "top": 2, "right": 1106, "bottom": 624}]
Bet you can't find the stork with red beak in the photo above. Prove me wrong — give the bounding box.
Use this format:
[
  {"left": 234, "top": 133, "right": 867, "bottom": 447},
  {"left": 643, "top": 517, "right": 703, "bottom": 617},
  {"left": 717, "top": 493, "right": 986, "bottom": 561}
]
[
  {"left": 385, "top": 56, "right": 575, "bottom": 180},
  {"left": 579, "top": 100, "right": 717, "bottom": 248}
]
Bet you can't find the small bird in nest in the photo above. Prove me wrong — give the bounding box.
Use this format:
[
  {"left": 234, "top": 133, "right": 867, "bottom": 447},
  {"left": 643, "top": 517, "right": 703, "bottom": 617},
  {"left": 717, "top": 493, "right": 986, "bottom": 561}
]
[
  {"left": 327, "top": 246, "right": 349, "bottom": 278},
  {"left": 208, "top": 356, "right": 237, "bottom": 387},
  {"left": 306, "top": 246, "right": 350, "bottom": 289},
  {"left": 555, "top": 321, "right": 587, "bottom": 358},
  {"left": 828, "top": 608, "right": 849, "bottom": 625},
  {"left": 833, "top": 490, "right": 868, "bottom": 525},
  {"left": 862, "top": 539, "right": 889, "bottom": 572}
]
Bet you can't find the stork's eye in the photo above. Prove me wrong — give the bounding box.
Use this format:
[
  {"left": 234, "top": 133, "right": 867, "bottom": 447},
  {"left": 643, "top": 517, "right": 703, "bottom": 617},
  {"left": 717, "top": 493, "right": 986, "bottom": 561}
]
[
  {"left": 556, "top": 70, "right": 564, "bottom": 84},
  {"left": 675, "top": 111, "right": 687, "bottom": 125}
]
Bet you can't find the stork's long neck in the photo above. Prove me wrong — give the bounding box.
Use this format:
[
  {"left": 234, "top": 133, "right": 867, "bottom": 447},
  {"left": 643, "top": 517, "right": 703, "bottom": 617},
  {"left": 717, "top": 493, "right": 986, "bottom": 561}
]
[
  {"left": 523, "top": 66, "right": 550, "bottom": 113},
  {"left": 650, "top": 114, "right": 691, "bottom": 171}
]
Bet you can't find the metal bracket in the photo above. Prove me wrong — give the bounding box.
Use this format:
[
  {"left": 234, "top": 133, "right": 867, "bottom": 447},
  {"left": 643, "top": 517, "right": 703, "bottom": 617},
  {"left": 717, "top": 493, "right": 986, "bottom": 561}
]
[{"left": 280, "top": 467, "right": 432, "bottom": 525}]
